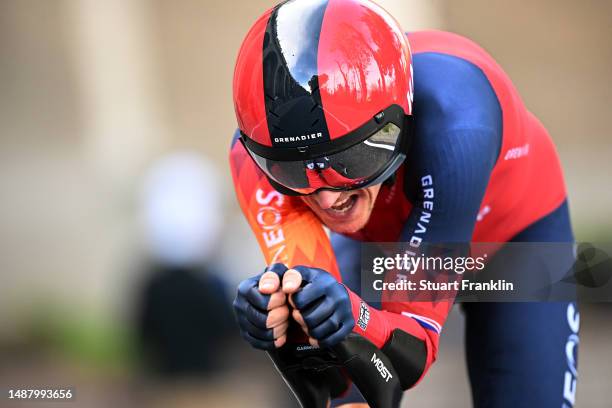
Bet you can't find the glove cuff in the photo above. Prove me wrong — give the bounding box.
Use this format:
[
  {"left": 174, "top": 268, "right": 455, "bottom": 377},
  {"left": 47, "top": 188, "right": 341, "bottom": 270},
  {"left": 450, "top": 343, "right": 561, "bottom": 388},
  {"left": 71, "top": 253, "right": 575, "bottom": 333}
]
[{"left": 344, "top": 286, "right": 390, "bottom": 348}]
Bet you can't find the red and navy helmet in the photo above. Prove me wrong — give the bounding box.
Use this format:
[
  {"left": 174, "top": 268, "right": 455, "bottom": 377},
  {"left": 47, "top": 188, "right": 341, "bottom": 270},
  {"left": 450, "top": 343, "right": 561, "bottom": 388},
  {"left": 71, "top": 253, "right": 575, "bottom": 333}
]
[{"left": 233, "top": 0, "right": 414, "bottom": 195}]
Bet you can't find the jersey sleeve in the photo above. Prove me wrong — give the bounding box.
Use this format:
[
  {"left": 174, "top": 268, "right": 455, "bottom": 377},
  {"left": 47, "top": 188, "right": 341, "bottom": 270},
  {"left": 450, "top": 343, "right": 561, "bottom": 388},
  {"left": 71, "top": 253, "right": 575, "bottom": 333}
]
[
  {"left": 229, "top": 130, "right": 341, "bottom": 280},
  {"left": 341, "top": 52, "right": 503, "bottom": 387}
]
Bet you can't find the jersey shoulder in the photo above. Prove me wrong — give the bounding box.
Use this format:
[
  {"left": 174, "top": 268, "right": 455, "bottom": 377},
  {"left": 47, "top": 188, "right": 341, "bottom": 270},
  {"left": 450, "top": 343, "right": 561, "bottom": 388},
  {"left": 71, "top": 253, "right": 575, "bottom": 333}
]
[{"left": 412, "top": 51, "right": 502, "bottom": 137}]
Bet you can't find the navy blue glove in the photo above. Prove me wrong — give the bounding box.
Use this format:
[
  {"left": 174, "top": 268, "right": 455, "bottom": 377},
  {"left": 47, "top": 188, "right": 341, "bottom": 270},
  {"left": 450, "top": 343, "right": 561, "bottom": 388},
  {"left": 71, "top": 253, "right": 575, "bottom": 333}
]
[
  {"left": 291, "top": 265, "right": 355, "bottom": 348},
  {"left": 233, "top": 263, "right": 289, "bottom": 350}
]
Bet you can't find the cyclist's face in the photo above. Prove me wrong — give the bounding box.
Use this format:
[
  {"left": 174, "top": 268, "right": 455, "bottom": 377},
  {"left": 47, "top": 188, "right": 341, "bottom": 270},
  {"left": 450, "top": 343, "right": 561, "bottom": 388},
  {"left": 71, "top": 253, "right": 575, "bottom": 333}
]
[{"left": 301, "top": 184, "right": 382, "bottom": 234}]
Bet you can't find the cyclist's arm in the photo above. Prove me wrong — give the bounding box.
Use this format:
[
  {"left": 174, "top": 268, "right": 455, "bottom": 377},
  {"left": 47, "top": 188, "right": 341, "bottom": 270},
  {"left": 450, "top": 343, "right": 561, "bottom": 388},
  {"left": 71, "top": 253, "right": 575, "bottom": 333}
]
[
  {"left": 229, "top": 131, "right": 340, "bottom": 279},
  {"left": 334, "top": 53, "right": 504, "bottom": 390},
  {"left": 374, "top": 51, "right": 503, "bottom": 386}
]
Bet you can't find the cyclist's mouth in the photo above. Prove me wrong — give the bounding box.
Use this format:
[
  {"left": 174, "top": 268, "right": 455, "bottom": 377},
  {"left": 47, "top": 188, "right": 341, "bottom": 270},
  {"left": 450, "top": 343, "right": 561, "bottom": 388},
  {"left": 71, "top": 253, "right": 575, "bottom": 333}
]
[
  {"left": 327, "top": 194, "right": 357, "bottom": 215},
  {"left": 303, "top": 187, "right": 377, "bottom": 234}
]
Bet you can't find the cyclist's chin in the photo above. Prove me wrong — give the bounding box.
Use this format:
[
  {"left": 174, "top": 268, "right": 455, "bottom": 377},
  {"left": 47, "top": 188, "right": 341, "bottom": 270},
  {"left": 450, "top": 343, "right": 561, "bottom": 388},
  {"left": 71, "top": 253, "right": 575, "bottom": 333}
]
[
  {"left": 304, "top": 187, "right": 379, "bottom": 234},
  {"left": 323, "top": 210, "right": 371, "bottom": 234}
]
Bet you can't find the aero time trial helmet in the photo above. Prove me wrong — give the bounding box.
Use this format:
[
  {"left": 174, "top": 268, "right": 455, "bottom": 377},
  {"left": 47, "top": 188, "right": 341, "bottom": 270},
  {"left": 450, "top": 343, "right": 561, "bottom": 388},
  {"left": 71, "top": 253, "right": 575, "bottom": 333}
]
[{"left": 233, "top": 0, "right": 414, "bottom": 195}]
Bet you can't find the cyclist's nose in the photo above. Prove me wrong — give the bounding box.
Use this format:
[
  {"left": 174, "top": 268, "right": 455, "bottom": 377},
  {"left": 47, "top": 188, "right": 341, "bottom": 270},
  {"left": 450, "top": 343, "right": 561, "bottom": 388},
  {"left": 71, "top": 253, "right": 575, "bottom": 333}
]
[{"left": 313, "top": 190, "right": 343, "bottom": 210}]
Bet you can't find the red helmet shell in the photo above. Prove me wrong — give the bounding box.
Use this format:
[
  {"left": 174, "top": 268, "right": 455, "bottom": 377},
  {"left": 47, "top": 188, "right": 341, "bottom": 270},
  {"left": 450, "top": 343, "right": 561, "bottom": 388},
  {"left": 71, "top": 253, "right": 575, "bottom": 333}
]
[{"left": 233, "top": 0, "right": 413, "bottom": 148}]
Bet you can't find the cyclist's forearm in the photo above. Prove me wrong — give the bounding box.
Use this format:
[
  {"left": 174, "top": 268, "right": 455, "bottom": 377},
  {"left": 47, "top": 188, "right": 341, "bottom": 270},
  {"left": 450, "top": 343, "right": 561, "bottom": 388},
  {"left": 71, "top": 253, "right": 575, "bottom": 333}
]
[{"left": 345, "top": 289, "right": 438, "bottom": 390}]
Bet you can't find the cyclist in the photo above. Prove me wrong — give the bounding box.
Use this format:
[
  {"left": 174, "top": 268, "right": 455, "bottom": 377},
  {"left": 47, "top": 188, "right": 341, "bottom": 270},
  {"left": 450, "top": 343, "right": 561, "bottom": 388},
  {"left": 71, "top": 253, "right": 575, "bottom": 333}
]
[{"left": 230, "top": 0, "right": 579, "bottom": 407}]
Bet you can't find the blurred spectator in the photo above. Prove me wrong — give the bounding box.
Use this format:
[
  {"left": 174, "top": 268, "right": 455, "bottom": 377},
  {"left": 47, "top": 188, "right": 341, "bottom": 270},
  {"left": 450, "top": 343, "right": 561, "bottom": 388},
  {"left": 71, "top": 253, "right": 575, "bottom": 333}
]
[{"left": 134, "top": 152, "right": 234, "bottom": 377}]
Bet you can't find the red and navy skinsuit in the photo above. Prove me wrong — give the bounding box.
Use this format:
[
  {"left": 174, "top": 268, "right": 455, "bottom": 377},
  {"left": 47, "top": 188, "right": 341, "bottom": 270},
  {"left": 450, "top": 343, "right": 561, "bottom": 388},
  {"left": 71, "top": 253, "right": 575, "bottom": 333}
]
[{"left": 231, "top": 30, "right": 578, "bottom": 408}]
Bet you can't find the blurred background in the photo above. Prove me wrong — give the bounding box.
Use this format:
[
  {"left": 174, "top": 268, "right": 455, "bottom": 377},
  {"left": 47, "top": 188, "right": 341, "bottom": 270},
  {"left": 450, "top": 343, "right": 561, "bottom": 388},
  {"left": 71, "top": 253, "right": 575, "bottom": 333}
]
[{"left": 0, "top": 0, "right": 610, "bottom": 407}]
